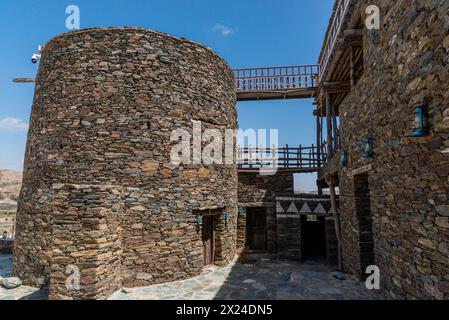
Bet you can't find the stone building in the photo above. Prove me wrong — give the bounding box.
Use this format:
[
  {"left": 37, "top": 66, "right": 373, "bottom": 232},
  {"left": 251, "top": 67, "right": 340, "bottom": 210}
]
[
  {"left": 315, "top": 0, "right": 449, "bottom": 299},
  {"left": 13, "top": 27, "right": 238, "bottom": 300}
]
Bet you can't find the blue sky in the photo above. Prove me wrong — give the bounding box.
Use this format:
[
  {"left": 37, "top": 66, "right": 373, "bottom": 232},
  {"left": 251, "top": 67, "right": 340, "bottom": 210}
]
[{"left": 0, "top": 0, "right": 334, "bottom": 191}]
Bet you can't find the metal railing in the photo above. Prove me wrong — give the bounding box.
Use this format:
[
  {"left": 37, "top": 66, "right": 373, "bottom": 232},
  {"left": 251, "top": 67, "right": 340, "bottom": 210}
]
[
  {"left": 318, "top": 0, "right": 351, "bottom": 80},
  {"left": 234, "top": 65, "right": 320, "bottom": 93},
  {"left": 237, "top": 145, "right": 326, "bottom": 171}
]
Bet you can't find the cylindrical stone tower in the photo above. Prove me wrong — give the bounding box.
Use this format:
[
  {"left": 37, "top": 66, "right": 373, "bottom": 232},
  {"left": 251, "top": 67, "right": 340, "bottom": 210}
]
[{"left": 14, "top": 28, "right": 238, "bottom": 300}]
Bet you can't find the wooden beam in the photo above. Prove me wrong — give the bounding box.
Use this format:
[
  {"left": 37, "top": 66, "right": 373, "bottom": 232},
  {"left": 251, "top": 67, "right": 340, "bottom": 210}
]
[
  {"left": 343, "top": 28, "right": 364, "bottom": 37},
  {"left": 326, "top": 88, "right": 351, "bottom": 95},
  {"left": 350, "top": 46, "right": 356, "bottom": 88},
  {"left": 322, "top": 80, "right": 351, "bottom": 88},
  {"left": 337, "top": 30, "right": 364, "bottom": 51},
  {"left": 316, "top": 110, "right": 322, "bottom": 169},
  {"left": 326, "top": 92, "right": 333, "bottom": 159},
  {"left": 323, "top": 81, "right": 351, "bottom": 95},
  {"left": 13, "top": 78, "right": 35, "bottom": 83},
  {"left": 331, "top": 94, "right": 338, "bottom": 157},
  {"left": 337, "top": 38, "right": 363, "bottom": 50}
]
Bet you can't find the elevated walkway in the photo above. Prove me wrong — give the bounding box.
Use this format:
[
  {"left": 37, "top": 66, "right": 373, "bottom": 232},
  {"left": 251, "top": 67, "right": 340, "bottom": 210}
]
[{"left": 234, "top": 65, "right": 319, "bottom": 101}]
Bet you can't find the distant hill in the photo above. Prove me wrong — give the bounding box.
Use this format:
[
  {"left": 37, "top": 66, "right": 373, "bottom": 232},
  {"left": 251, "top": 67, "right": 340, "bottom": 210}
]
[
  {"left": 294, "top": 189, "right": 333, "bottom": 196},
  {"left": 0, "top": 169, "right": 22, "bottom": 212}
]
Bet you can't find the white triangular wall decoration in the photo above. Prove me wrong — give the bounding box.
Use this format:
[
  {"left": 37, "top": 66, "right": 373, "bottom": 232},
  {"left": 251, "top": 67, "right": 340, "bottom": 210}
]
[
  {"left": 300, "top": 202, "right": 312, "bottom": 213},
  {"left": 287, "top": 202, "right": 298, "bottom": 213},
  {"left": 313, "top": 203, "right": 327, "bottom": 214},
  {"left": 276, "top": 202, "right": 284, "bottom": 213}
]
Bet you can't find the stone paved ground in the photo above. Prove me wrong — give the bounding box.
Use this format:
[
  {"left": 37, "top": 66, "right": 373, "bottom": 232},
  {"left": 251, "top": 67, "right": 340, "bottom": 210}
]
[
  {"left": 1, "top": 253, "right": 382, "bottom": 300},
  {"left": 109, "top": 254, "right": 383, "bottom": 300},
  {"left": 0, "top": 255, "right": 48, "bottom": 300}
]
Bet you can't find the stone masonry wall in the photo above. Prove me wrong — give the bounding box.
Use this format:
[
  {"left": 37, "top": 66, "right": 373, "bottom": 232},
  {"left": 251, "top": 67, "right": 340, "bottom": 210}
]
[
  {"left": 14, "top": 27, "right": 238, "bottom": 299},
  {"left": 238, "top": 172, "right": 294, "bottom": 206},
  {"left": 266, "top": 207, "right": 278, "bottom": 255},
  {"left": 48, "top": 184, "right": 123, "bottom": 300},
  {"left": 337, "top": 1, "right": 449, "bottom": 299},
  {"left": 277, "top": 216, "right": 302, "bottom": 260},
  {"left": 236, "top": 207, "right": 246, "bottom": 249}
]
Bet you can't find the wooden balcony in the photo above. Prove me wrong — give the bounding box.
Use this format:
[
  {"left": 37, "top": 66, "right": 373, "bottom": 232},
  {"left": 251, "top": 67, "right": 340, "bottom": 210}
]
[
  {"left": 234, "top": 65, "right": 320, "bottom": 101},
  {"left": 237, "top": 145, "right": 326, "bottom": 174}
]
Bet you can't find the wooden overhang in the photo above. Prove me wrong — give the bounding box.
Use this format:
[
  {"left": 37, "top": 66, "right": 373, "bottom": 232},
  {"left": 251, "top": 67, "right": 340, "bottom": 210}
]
[{"left": 315, "top": 0, "right": 366, "bottom": 117}]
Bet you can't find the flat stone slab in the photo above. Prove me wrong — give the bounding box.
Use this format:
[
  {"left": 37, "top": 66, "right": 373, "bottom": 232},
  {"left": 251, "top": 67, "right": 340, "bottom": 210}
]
[{"left": 0, "top": 277, "right": 22, "bottom": 289}]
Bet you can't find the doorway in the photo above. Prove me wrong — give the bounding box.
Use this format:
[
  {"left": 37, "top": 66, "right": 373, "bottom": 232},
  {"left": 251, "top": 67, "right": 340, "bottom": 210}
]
[
  {"left": 202, "top": 215, "right": 216, "bottom": 266},
  {"left": 301, "top": 215, "right": 327, "bottom": 260},
  {"left": 246, "top": 207, "right": 267, "bottom": 251}
]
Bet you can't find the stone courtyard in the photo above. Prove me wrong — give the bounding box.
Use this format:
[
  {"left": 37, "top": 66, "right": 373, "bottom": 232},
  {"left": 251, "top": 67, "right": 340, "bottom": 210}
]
[{"left": 1, "top": 253, "right": 381, "bottom": 300}]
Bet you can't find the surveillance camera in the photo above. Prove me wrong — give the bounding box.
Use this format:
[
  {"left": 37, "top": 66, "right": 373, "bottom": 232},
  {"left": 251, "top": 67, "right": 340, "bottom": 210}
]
[{"left": 31, "top": 53, "right": 40, "bottom": 64}]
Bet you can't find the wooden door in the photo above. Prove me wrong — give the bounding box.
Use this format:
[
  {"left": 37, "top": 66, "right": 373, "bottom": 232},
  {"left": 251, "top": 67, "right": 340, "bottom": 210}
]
[
  {"left": 247, "top": 208, "right": 267, "bottom": 251},
  {"left": 202, "top": 215, "right": 215, "bottom": 266}
]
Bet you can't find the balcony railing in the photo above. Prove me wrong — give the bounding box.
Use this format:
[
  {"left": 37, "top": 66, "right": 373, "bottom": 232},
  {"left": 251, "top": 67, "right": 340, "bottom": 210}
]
[
  {"left": 234, "top": 65, "right": 320, "bottom": 93},
  {"left": 318, "top": 0, "right": 352, "bottom": 80},
  {"left": 237, "top": 145, "right": 326, "bottom": 172}
]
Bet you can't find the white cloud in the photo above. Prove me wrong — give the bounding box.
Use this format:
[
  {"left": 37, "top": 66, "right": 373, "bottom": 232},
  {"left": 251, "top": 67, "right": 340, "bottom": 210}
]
[
  {"left": 0, "top": 118, "right": 29, "bottom": 131},
  {"left": 212, "top": 23, "right": 234, "bottom": 36}
]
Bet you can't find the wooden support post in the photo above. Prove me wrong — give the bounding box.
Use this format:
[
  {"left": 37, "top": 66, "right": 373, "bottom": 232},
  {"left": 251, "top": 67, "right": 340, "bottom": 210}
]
[
  {"left": 328, "top": 175, "right": 343, "bottom": 270},
  {"left": 248, "top": 144, "right": 252, "bottom": 169},
  {"left": 320, "top": 113, "right": 325, "bottom": 161},
  {"left": 316, "top": 112, "right": 322, "bottom": 168},
  {"left": 326, "top": 92, "right": 333, "bottom": 159},
  {"left": 311, "top": 144, "right": 315, "bottom": 168},
  {"left": 350, "top": 46, "right": 356, "bottom": 88},
  {"left": 331, "top": 96, "right": 338, "bottom": 157}
]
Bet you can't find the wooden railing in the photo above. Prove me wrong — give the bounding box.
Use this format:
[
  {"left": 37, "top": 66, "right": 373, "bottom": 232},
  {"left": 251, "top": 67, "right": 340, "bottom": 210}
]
[
  {"left": 319, "top": 0, "right": 351, "bottom": 80},
  {"left": 237, "top": 145, "right": 326, "bottom": 172},
  {"left": 234, "top": 65, "right": 320, "bottom": 93}
]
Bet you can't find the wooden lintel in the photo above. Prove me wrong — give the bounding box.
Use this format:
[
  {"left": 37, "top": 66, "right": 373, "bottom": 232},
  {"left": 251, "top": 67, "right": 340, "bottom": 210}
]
[{"left": 351, "top": 164, "right": 373, "bottom": 176}]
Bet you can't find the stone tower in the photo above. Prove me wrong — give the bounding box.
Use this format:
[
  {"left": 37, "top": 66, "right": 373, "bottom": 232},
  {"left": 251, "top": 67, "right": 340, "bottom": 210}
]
[{"left": 13, "top": 28, "right": 238, "bottom": 299}]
